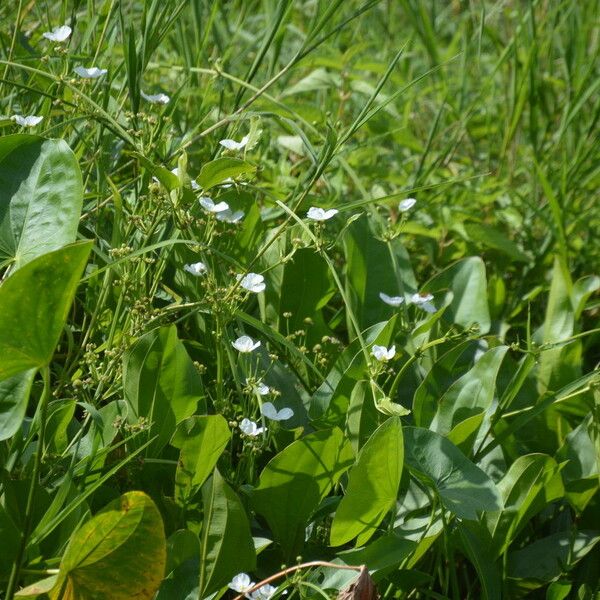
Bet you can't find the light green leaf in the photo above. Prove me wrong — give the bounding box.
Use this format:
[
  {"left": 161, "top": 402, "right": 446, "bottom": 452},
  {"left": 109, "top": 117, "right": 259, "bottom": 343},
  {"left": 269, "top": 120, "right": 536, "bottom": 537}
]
[
  {"left": 48, "top": 491, "right": 166, "bottom": 600},
  {"left": 123, "top": 325, "right": 204, "bottom": 455},
  {"left": 331, "top": 417, "right": 403, "bottom": 546},
  {"left": 343, "top": 213, "right": 416, "bottom": 330},
  {"left": 200, "top": 470, "right": 255, "bottom": 597},
  {"left": 197, "top": 157, "right": 255, "bottom": 190},
  {"left": 431, "top": 346, "right": 508, "bottom": 436},
  {"left": 0, "top": 241, "right": 92, "bottom": 381},
  {"left": 404, "top": 427, "right": 503, "bottom": 519},
  {"left": 423, "top": 256, "right": 491, "bottom": 334},
  {"left": 252, "top": 428, "right": 354, "bottom": 560},
  {"left": 171, "top": 415, "right": 231, "bottom": 503},
  {"left": 0, "top": 135, "right": 83, "bottom": 270},
  {"left": 0, "top": 368, "right": 36, "bottom": 440}
]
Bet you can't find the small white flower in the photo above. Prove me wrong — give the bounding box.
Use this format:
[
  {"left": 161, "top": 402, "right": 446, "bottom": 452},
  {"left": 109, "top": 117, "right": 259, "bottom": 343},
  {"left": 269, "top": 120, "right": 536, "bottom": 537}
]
[
  {"left": 307, "top": 207, "right": 338, "bottom": 221},
  {"left": 261, "top": 402, "right": 294, "bottom": 421},
  {"left": 239, "top": 418, "right": 266, "bottom": 437},
  {"left": 220, "top": 135, "right": 249, "bottom": 151},
  {"left": 232, "top": 335, "right": 261, "bottom": 353},
  {"left": 410, "top": 292, "right": 436, "bottom": 313},
  {"left": 229, "top": 573, "right": 255, "bottom": 594},
  {"left": 171, "top": 168, "right": 200, "bottom": 190},
  {"left": 216, "top": 209, "right": 244, "bottom": 223},
  {"left": 74, "top": 66, "right": 107, "bottom": 79},
  {"left": 11, "top": 115, "right": 43, "bottom": 127},
  {"left": 250, "top": 585, "right": 279, "bottom": 600},
  {"left": 220, "top": 177, "right": 234, "bottom": 188},
  {"left": 199, "top": 196, "right": 229, "bottom": 213},
  {"left": 246, "top": 379, "right": 270, "bottom": 396},
  {"left": 238, "top": 273, "right": 266, "bottom": 293},
  {"left": 379, "top": 292, "right": 404, "bottom": 307},
  {"left": 42, "top": 25, "right": 72, "bottom": 42},
  {"left": 141, "top": 90, "right": 170, "bottom": 105},
  {"left": 371, "top": 344, "right": 396, "bottom": 362},
  {"left": 398, "top": 198, "right": 417, "bottom": 212},
  {"left": 183, "top": 262, "right": 208, "bottom": 276}
]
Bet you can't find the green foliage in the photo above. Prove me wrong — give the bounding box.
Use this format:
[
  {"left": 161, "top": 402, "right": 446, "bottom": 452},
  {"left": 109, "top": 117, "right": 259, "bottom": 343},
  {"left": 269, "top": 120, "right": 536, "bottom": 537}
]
[{"left": 0, "top": 1, "right": 599, "bottom": 599}]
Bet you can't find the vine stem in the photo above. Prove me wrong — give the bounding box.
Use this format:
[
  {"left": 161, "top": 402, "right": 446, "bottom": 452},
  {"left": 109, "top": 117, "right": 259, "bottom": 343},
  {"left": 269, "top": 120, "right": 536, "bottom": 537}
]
[
  {"left": 5, "top": 367, "right": 51, "bottom": 600},
  {"left": 232, "top": 561, "right": 363, "bottom": 600}
]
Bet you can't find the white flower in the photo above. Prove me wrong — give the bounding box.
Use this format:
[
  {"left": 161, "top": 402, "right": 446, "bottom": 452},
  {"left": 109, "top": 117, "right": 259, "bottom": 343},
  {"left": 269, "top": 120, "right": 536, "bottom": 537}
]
[
  {"left": 379, "top": 292, "right": 404, "bottom": 307},
  {"left": 239, "top": 418, "right": 266, "bottom": 437},
  {"left": 229, "top": 573, "right": 255, "bottom": 594},
  {"left": 410, "top": 292, "right": 436, "bottom": 313},
  {"left": 246, "top": 379, "right": 270, "bottom": 396},
  {"left": 171, "top": 168, "right": 200, "bottom": 190},
  {"left": 371, "top": 344, "right": 396, "bottom": 362},
  {"left": 199, "top": 196, "right": 229, "bottom": 213},
  {"left": 238, "top": 273, "right": 266, "bottom": 293},
  {"left": 307, "top": 207, "right": 338, "bottom": 221},
  {"left": 183, "top": 262, "right": 208, "bottom": 276},
  {"left": 261, "top": 402, "right": 294, "bottom": 421},
  {"left": 141, "top": 90, "right": 170, "bottom": 105},
  {"left": 216, "top": 209, "right": 244, "bottom": 223},
  {"left": 398, "top": 198, "right": 417, "bottom": 212},
  {"left": 220, "top": 177, "right": 234, "bottom": 188},
  {"left": 74, "top": 66, "right": 107, "bottom": 79},
  {"left": 11, "top": 115, "right": 43, "bottom": 127},
  {"left": 232, "top": 335, "right": 261, "bottom": 353},
  {"left": 220, "top": 135, "right": 249, "bottom": 151},
  {"left": 42, "top": 25, "right": 71, "bottom": 42},
  {"left": 250, "top": 584, "right": 279, "bottom": 600}
]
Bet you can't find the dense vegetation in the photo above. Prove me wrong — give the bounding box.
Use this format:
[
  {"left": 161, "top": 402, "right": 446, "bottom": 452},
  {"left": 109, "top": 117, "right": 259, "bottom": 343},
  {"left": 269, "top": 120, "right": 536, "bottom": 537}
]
[{"left": 1, "top": 1, "right": 599, "bottom": 599}]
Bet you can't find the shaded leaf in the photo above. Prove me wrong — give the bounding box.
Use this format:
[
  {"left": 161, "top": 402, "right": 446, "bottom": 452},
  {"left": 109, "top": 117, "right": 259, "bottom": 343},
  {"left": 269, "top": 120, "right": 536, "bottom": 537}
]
[{"left": 403, "top": 427, "right": 502, "bottom": 519}]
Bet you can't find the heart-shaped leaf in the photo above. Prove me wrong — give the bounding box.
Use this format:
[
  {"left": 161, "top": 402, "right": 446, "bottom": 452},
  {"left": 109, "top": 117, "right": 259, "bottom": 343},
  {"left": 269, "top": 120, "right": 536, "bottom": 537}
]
[{"left": 0, "top": 135, "right": 83, "bottom": 271}]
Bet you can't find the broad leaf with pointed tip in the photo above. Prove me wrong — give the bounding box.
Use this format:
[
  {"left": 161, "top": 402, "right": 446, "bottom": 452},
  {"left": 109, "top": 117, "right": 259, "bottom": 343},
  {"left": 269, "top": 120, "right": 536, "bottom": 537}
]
[
  {"left": 404, "top": 427, "right": 502, "bottom": 519},
  {"left": 0, "top": 242, "right": 92, "bottom": 381},
  {"left": 331, "top": 417, "right": 403, "bottom": 546},
  {"left": 0, "top": 135, "right": 83, "bottom": 271}
]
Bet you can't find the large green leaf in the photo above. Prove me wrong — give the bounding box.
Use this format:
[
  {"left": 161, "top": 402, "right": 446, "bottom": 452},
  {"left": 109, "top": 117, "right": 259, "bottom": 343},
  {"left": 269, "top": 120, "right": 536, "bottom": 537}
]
[
  {"left": 403, "top": 427, "right": 502, "bottom": 519},
  {"left": 200, "top": 470, "right": 255, "bottom": 597},
  {"left": 279, "top": 248, "right": 336, "bottom": 345},
  {"left": 423, "top": 256, "right": 490, "bottom": 334},
  {"left": 46, "top": 491, "right": 166, "bottom": 600},
  {"left": 123, "top": 325, "right": 204, "bottom": 455},
  {"left": 430, "top": 346, "right": 508, "bottom": 436},
  {"left": 0, "top": 369, "right": 36, "bottom": 441},
  {"left": 343, "top": 213, "right": 416, "bottom": 330},
  {"left": 0, "top": 241, "right": 92, "bottom": 381},
  {"left": 171, "top": 415, "right": 231, "bottom": 503},
  {"left": 331, "top": 417, "right": 403, "bottom": 546},
  {"left": 252, "top": 428, "right": 354, "bottom": 560},
  {"left": 486, "top": 453, "right": 564, "bottom": 556},
  {"left": 0, "top": 135, "right": 83, "bottom": 270}
]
